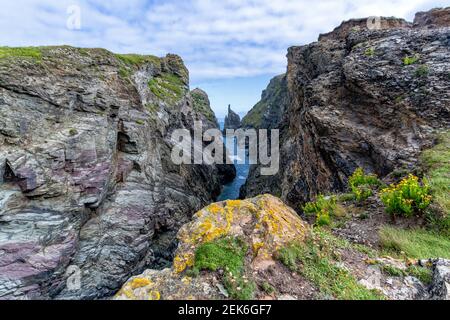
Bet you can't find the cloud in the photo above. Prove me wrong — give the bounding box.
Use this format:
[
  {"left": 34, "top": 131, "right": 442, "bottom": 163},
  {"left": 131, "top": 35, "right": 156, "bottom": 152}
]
[{"left": 0, "top": 0, "right": 447, "bottom": 82}]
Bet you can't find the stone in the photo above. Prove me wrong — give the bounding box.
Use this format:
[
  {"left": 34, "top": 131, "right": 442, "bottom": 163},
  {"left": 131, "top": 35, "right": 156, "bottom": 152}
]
[
  {"left": 0, "top": 46, "right": 234, "bottom": 299},
  {"left": 114, "top": 194, "right": 310, "bottom": 300},
  {"left": 242, "top": 8, "right": 450, "bottom": 207},
  {"left": 223, "top": 105, "right": 241, "bottom": 131}
]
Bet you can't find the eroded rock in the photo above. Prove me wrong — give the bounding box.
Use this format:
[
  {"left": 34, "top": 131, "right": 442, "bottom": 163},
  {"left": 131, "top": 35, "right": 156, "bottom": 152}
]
[{"left": 114, "top": 194, "right": 309, "bottom": 300}]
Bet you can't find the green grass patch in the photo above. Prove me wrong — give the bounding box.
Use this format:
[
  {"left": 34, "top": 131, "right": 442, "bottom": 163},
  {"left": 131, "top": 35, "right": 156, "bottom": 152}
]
[
  {"left": 277, "top": 240, "right": 384, "bottom": 300},
  {"left": 406, "top": 265, "right": 433, "bottom": 284},
  {"left": 193, "top": 237, "right": 255, "bottom": 300},
  {"left": 403, "top": 54, "right": 420, "bottom": 66},
  {"left": 420, "top": 131, "right": 450, "bottom": 227},
  {"left": 381, "top": 265, "right": 405, "bottom": 277},
  {"left": 115, "top": 53, "right": 160, "bottom": 67},
  {"left": 0, "top": 46, "right": 42, "bottom": 60},
  {"left": 277, "top": 230, "right": 384, "bottom": 300},
  {"left": 379, "top": 226, "right": 450, "bottom": 259},
  {"left": 148, "top": 72, "right": 186, "bottom": 105}
]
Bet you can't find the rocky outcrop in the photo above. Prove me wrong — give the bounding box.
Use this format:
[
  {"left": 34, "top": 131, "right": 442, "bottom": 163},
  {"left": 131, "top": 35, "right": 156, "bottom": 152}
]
[
  {"left": 319, "top": 17, "right": 411, "bottom": 42},
  {"left": 428, "top": 259, "right": 450, "bottom": 300},
  {"left": 241, "top": 8, "right": 450, "bottom": 208},
  {"left": 0, "top": 46, "right": 234, "bottom": 299},
  {"left": 223, "top": 105, "right": 241, "bottom": 131},
  {"left": 191, "top": 88, "right": 219, "bottom": 128},
  {"left": 114, "top": 194, "right": 309, "bottom": 300},
  {"left": 191, "top": 88, "right": 236, "bottom": 184},
  {"left": 241, "top": 74, "right": 288, "bottom": 130},
  {"left": 414, "top": 7, "right": 450, "bottom": 29}
]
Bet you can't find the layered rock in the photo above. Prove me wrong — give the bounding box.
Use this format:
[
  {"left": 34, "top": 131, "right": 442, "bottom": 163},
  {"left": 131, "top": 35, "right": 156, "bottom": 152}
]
[
  {"left": 241, "top": 8, "right": 450, "bottom": 209},
  {"left": 223, "top": 105, "right": 241, "bottom": 131},
  {"left": 0, "top": 46, "right": 234, "bottom": 299},
  {"left": 114, "top": 194, "right": 309, "bottom": 300}
]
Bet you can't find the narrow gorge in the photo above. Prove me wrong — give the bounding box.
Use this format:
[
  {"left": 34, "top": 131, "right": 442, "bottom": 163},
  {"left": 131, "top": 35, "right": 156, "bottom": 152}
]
[{"left": 0, "top": 7, "right": 449, "bottom": 301}]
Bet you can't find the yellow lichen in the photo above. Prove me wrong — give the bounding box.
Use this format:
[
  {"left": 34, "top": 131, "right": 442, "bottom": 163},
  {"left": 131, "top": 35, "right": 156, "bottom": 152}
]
[
  {"left": 174, "top": 252, "right": 194, "bottom": 273},
  {"left": 148, "top": 290, "right": 161, "bottom": 300},
  {"left": 252, "top": 241, "right": 264, "bottom": 255},
  {"left": 130, "top": 277, "right": 152, "bottom": 289}
]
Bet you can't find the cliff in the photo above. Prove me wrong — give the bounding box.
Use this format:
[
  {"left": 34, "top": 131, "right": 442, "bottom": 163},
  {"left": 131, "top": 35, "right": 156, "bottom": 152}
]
[
  {"left": 241, "top": 8, "right": 450, "bottom": 208},
  {"left": 0, "top": 46, "right": 234, "bottom": 299},
  {"left": 241, "top": 74, "right": 288, "bottom": 130}
]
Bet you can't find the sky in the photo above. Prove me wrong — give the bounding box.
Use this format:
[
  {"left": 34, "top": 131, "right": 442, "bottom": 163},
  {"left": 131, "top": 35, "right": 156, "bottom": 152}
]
[{"left": 0, "top": 0, "right": 447, "bottom": 117}]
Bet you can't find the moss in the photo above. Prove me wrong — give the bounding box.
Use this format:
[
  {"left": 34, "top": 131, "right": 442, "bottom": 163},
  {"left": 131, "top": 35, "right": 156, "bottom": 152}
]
[
  {"left": 277, "top": 237, "right": 384, "bottom": 300},
  {"left": 261, "top": 281, "right": 275, "bottom": 295},
  {"left": 0, "top": 46, "right": 43, "bottom": 61},
  {"left": 69, "top": 128, "right": 78, "bottom": 136},
  {"left": 192, "top": 237, "right": 255, "bottom": 300},
  {"left": 148, "top": 72, "right": 186, "bottom": 105},
  {"left": 193, "top": 237, "right": 247, "bottom": 276},
  {"left": 135, "top": 119, "right": 145, "bottom": 125},
  {"left": 379, "top": 226, "right": 450, "bottom": 259}
]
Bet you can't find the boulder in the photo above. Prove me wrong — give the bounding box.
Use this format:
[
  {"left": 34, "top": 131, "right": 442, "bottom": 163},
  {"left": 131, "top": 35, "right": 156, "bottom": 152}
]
[{"left": 114, "top": 194, "right": 309, "bottom": 300}]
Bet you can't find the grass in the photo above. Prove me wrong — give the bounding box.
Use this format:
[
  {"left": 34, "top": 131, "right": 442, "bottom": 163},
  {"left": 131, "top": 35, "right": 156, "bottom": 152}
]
[
  {"left": 420, "top": 131, "right": 450, "bottom": 217},
  {"left": 380, "top": 263, "right": 432, "bottom": 284},
  {"left": 381, "top": 265, "right": 405, "bottom": 277},
  {"left": 0, "top": 46, "right": 42, "bottom": 60},
  {"left": 148, "top": 72, "right": 186, "bottom": 105},
  {"left": 403, "top": 54, "right": 420, "bottom": 66},
  {"left": 115, "top": 53, "right": 160, "bottom": 67},
  {"left": 193, "top": 237, "right": 255, "bottom": 300},
  {"left": 420, "top": 131, "right": 450, "bottom": 235},
  {"left": 379, "top": 226, "right": 450, "bottom": 259},
  {"left": 406, "top": 265, "right": 433, "bottom": 284},
  {"left": 277, "top": 231, "right": 385, "bottom": 300}
]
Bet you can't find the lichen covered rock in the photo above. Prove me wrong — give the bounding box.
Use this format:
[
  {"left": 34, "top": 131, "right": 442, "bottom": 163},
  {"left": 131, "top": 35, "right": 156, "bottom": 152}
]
[{"left": 114, "top": 194, "right": 309, "bottom": 300}]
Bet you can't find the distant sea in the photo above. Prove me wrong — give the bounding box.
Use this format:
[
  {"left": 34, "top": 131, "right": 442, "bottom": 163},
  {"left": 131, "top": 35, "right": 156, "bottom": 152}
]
[{"left": 217, "top": 119, "right": 250, "bottom": 201}]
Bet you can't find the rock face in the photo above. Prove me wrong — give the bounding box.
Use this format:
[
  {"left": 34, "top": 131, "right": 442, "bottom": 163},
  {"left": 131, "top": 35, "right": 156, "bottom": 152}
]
[
  {"left": 241, "top": 8, "right": 450, "bottom": 208},
  {"left": 114, "top": 194, "right": 309, "bottom": 300},
  {"left": 223, "top": 105, "right": 241, "bottom": 131},
  {"left": 190, "top": 88, "right": 236, "bottom": 184},
  {"left": 0, "top": 46, "right": 234, "bottom": 299},
  {"left": 428, "top": 259, "right": 450, "bottom": 300},
  {"left": 241, "top": 74, "right": 288, "bottom": 130},
  {"left": 414, "top": 7, "right": 450, "bottom": 28}
]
